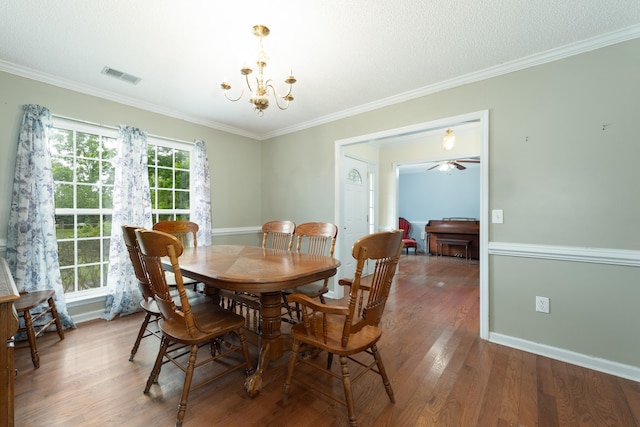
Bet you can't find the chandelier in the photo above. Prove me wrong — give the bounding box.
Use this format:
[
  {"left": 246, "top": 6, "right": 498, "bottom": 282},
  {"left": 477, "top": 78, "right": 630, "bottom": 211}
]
[{"left": 220, "top": 25, "right": 297, "bottom": 115}]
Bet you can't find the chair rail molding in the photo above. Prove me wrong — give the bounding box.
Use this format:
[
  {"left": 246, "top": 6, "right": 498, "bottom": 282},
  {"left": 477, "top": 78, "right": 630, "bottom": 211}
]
[{"left": 488, "top": 241, "right": 640, "bottom": 267}]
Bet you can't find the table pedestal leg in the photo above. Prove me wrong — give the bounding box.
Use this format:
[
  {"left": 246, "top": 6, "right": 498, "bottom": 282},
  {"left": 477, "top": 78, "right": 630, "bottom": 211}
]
[{"left": 244, "top": 291, "right": 283, "bottom": 397}]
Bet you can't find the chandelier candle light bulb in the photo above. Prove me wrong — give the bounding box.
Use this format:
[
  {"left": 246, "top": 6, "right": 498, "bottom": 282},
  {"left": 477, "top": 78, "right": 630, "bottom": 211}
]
[{"left": 220, "top": 24, "right": 297, "bottom": 115}]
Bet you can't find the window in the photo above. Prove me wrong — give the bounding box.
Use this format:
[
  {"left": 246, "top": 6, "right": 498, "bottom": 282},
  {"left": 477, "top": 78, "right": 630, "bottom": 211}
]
[{"left": 49, "top": 118, "right": 192, "bottom": 296}]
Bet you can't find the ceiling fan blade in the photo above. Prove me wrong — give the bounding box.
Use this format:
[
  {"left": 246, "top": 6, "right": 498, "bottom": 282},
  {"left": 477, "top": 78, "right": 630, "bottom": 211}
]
[
  {"left": 427, "top": 164, "right": 440, "bottom": 171},
  {"left": 453, "top": 162, "right": 466, "bottom": 170},
  {"left": 456, "top": 159, "right": 480, "bottom": 163}
]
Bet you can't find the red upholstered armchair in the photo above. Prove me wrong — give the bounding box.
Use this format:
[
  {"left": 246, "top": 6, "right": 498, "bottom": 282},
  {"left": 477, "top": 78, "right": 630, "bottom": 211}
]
[{"left": 399, "top": 217, "right": 417, "bottom": 254}]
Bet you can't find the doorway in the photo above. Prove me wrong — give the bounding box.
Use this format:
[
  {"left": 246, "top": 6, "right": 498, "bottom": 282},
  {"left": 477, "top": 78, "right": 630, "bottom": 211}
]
[{"left": 334, "top": 110, "right": 489, "bottom": 339}]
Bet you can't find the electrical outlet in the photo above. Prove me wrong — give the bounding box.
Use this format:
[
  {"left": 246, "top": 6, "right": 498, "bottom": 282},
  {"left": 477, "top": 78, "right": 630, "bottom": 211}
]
[{"left": 535, "top": 296, "right": 549, "bottom": 314}]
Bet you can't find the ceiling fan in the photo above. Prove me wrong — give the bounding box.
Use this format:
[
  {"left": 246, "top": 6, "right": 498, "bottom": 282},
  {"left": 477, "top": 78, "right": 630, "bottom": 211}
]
[{"left": 427, "top": 158, "right": 480, "bottom": 171}]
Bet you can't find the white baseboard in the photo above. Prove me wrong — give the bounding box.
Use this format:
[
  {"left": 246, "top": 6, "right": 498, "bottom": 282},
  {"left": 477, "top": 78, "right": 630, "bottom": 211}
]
[
  {"left": 71, "top": 309, "right": 106, "bottom": 324},
  {"left": 489, "top": 332, "right": 640, "bottom": 382}
]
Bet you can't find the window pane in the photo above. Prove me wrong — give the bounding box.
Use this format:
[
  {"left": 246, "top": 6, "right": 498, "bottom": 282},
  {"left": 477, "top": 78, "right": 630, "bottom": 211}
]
[
  {"left": 102, "top": 186, "right": 113, "bottom": 209},
  {"left": 77, "top": 265, "right": 101, "bottom": 291},
  {"left": 158, "top": 190, "right": 173, "bottom": 209},
  {"left": 50, "top": 129, "right": 74, "bottom": 157},
  {"left": 102, "top": 161, "right": 114, "bottom": 185},
  {"left": 103, "top": 264, "right": 109, "bottom": 286},
  {"left": 148, "top": 166, "right": 156, "bottom": 187},
  {"left": 103, "top": 238, "right": 110, "bottom": 260},
  {"left": 175, "top": 190, "right": 189, "bottom": 209},
  {"left": 157, "top": 168, "right": 173, "bottom": 188},
  {"left": 77, "top": 185, "right": 100, "bottom": 209},
  {"left": 54, "top": 184, "right": 74, "bottom": 209},
  {"left": 103, "top": 215, "right": 112, "bottom": 237},
  {"left": 76, "top": 158, "right": 100, "bottom": 183},
  {"left": 157, "top": 146, "right": 173, "bottom": 167},
  {"left": 77, "top": 239, "right": 101, "bottom": 264},
  {"left": 176, "top": 213, "right": 190, "bottom": 221},
  {"left": 55, "top": 215, "right": 75, "bottom": 239},
  {"left": 76, "top": 132, "right": 100, "bottom": 158},
  {"left": 147, "top": 145, "right": 157, "bottom": 165},
  {"left": 102, "top": 137, "right": 117, "bottom": 160},
  {"left": 175, "top": 149, "right": 190, "bottom": 169},
  {"left": 77, "top": 215, "right": 101, "bottom": 237},
  {"left": 60, "top": 268, "right": 75, "bottom": 293},
  {"left": 58, "top": 241, "right": 75, "bottom": 266},
  {"left": 52, "top": 157, "right": 73, "bottom": 182},
  {"left": 175, "top": 170, "right": 189, "bottom": 189}
]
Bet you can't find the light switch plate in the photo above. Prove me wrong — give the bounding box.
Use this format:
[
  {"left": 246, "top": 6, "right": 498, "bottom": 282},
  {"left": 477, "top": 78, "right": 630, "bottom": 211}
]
[{"left": 491, "top": 209, "right": 504, "bottom": 224}]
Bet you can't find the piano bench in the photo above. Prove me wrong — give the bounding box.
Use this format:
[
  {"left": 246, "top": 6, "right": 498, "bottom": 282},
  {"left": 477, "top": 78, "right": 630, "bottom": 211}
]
[{"left": 436, "top": 238, "right": 471, "bottom": 261}]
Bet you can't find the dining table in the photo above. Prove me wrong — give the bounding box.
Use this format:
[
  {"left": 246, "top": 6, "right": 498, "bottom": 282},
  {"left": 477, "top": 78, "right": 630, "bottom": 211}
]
[{"left": 167, "top": 244, "right": 340, "bottom": 397}]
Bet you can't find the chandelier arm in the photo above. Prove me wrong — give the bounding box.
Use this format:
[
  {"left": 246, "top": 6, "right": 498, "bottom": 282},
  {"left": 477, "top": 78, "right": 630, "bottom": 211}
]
[
  {"left": 265, "top": 81, "right": 292, "bottom": 110},
  {"left": 223, "top": 87, "right": 245, "bottom": 102},
  {"left": 245, "top": 74, "right": 255, "bottom": 94}
]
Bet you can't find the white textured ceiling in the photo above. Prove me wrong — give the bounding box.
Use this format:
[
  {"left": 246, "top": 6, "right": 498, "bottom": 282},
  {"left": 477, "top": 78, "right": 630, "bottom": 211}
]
[{"left": 1, "top": 1, "right": 640, "bottom": 140}]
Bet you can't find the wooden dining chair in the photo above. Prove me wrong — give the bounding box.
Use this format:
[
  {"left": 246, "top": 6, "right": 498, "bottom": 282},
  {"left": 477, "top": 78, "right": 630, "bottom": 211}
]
[
  {"left": 152, "top": 220, "right": 201, "bottom": 291},
  {"left": 14, "top": 289, "right": 65, "bottom": 368},
  {"left": 261, "top": 220, "right": 296, "bottom": 251},
  {"left": 221, "top": 219, "right": 297, "bottom": 328},
  {"left": 152, "top": 220, "right": 199, "bottom": 248},
  {"left": 122, "top": 225, "right": 204, "bottom": 361},
  {"left": 282, "top": 230, "right": 404, "bottom": 426},
  {"left": 282, "top": 222, "right": 338, "bottom": 320},
  {"left": 135, "top": 229, "right": 253, "bottom": 427}
]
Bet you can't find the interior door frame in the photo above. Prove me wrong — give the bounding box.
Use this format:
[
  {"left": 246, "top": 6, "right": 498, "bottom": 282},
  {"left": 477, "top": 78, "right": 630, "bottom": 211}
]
[{"left": 334, "top": 110, "right": 490, "bottom": 339}]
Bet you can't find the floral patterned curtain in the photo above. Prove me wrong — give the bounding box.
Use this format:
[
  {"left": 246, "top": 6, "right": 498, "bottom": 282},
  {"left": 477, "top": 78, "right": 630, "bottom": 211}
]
[
  {"left": 190, "top": 140, "right": 212, "bottom": 246},
  {"left": 6, "top": 104, "right": 75, "bottom": 329},
  {"left": 104, "top": 126, "right": 152, "bottom": 320}
]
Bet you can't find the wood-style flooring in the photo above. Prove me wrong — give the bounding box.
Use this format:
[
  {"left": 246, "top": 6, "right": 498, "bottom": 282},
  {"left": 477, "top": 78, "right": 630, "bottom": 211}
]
[{"left": 14, "top": 254, "right": 640, "bottom": 426}]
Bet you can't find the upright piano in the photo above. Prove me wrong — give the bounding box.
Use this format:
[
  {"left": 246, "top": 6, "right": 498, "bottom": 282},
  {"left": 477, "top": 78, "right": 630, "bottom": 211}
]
[{"left": 425, "top": 218, "right": 480, "bottom": 259}]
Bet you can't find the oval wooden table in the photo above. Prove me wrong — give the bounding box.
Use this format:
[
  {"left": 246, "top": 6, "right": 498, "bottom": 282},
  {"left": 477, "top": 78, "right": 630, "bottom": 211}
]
[{"left": 169, "top": 245, "right": 340, "bottom": 397}]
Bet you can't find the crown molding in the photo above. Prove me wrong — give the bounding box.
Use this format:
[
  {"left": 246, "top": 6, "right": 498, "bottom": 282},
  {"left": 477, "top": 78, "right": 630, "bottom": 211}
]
[{"left": 2, "top": 24, "right": 639, "bottom": 141}]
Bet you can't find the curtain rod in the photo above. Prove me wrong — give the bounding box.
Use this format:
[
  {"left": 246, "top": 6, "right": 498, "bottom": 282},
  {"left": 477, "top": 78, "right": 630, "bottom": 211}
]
[{"left": 51, "top": 113, "right": 195, "bottom": 146}]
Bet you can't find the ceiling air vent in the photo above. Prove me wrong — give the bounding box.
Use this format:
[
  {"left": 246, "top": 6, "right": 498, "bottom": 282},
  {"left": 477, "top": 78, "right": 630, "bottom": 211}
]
[{"left": 101, "top": 66, "right": 142, "bottom": 85}]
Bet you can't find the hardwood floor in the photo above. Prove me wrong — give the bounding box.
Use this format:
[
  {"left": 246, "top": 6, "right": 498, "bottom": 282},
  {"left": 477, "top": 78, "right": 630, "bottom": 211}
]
[{"left": 14, "top": 254, "right": 640, "bottom": 426}]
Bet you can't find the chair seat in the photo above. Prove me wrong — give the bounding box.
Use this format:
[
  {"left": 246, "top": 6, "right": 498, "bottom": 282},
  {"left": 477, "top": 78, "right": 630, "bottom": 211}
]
[
  {"left": 159, "top": 304, "right": 246, "bottom": 345},
  {"left": 292, "top": 319, "right": 381, "bottom": 355},
  {"left": 139, "top": 289, "right": 209, "bottom": 315},
  {"left": 13, "top": 289, "right": 56, "bottom": 311},
  {"left": 164, "top": 270, "right": 199, "bottom": 286},
  {"left": 290, "top": 281, "right": 328, "bottom": 298}
]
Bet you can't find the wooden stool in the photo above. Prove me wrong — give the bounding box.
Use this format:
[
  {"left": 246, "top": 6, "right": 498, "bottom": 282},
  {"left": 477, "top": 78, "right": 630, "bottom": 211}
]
[{"left": 14, "top": 290, "right": 65, "bottom": 368}]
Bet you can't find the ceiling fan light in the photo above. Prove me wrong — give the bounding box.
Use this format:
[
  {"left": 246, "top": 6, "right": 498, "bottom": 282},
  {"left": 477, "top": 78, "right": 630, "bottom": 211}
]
[{"left": 443, "top": 129, "right": 455, "bottom": 150}]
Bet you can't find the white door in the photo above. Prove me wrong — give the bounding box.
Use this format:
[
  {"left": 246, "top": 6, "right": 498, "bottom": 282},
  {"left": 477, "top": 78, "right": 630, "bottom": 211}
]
[{"left": 340, "top": 156, "right": 370, "bottom": 281}]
